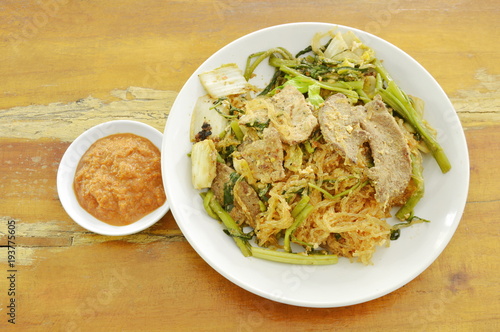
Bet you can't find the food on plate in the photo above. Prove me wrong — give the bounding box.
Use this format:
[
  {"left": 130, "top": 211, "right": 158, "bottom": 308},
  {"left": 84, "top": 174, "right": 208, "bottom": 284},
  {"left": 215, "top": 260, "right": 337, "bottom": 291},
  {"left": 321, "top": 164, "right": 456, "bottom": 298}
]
[
  {"left": 189, "top": 28, "right": 450, "bottom": 265},
  {"left": 74, "top": 133, "right": 166, "bottom": 226}
]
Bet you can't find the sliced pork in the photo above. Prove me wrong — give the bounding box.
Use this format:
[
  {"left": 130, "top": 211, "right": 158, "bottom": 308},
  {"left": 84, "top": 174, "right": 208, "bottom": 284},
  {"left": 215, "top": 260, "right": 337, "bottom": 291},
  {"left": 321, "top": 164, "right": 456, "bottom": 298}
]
[
  {"left": 268, "top": 85, "right": 318, "bottom": 145},
  {"left": 318, "top": 93, "right": 412, "bottom": 207},
  {"left": 239, "top": 126, "right": 286, "bottom": 183},
  {"left": 362, "top": 96, "right": 412, "bottom": 207},
  {"left": 318, "top": 93, "right": 369, "bottom": 164},
  {"left": 211, "top": 162, "right": 261, "bottom": 228}
]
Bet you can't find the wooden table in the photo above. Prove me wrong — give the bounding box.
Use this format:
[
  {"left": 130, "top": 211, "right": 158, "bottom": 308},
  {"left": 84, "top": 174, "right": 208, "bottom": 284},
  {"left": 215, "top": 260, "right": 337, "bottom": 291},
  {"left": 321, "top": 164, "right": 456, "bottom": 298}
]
[{"left": 1, "top": 1, "right": 499, "bottom": 330}]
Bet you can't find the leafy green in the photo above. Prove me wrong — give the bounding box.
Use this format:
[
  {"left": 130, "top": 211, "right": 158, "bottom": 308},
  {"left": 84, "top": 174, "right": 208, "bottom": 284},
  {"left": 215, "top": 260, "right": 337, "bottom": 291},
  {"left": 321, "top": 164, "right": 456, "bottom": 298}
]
[
  {"left": 207, "top": 192, "right": 252, "bottom": 257},
  {"left": 243, "top": 119, "right": 270, "bottom": 131},
  {"left": 390, "top": 215, "right": 430, "bottom": 240},
  {"left": 374, "top": 59, "right": 451, "bottom": 173},
  {"left": 223, "top": 172, "right": 241, "bottom": 211}
]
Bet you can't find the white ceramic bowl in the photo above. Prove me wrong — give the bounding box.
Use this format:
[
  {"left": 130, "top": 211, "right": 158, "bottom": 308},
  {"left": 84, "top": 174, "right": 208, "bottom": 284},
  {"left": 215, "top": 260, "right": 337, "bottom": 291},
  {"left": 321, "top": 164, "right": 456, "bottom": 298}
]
[
  {"left": 57, "top": 120, "right": 169, "bottom": 236},
  {"left": 162, "top": 22, "right": 469, "bottom": 307}
]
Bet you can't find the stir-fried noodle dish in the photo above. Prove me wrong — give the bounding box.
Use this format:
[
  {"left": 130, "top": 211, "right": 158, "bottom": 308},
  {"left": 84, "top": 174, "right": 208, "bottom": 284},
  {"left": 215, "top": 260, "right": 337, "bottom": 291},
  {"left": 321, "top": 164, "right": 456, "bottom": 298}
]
[{"left": 189, "top": 29, "right": 451, "bottom": 265}]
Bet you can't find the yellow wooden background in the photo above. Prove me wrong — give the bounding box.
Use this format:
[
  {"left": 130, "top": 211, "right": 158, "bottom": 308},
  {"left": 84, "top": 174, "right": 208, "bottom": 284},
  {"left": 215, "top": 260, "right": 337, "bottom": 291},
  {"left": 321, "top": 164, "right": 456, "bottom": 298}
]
[{"left": 1, "top": 0, "right": 499, "bottom": 331}]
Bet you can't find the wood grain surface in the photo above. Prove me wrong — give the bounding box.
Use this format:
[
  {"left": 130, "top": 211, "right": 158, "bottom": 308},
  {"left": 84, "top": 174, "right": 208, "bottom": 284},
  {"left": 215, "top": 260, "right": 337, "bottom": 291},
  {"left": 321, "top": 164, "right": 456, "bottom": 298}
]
[{"left": 1, "top": 0, "right": 499, "bottom": 331}]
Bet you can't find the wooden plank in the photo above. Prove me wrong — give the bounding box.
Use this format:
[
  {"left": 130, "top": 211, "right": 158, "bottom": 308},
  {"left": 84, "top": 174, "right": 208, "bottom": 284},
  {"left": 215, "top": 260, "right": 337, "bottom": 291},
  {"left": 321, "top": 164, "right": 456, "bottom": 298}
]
[
  {"left": 2, "top": 197, "right": 498, "bottom": 331},
  {"left": 464, "top": 125, "right": 500, "bottom": 202},
  {"left": 0, "top": 0, "right": 499, "bottom": 330}
]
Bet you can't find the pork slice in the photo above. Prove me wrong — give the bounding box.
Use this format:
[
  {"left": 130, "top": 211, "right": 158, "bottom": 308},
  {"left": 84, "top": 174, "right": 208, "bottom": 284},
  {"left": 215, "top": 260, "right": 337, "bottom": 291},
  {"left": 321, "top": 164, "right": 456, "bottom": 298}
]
[
  {"left": 362, "top": 95, "right": 412, "bottom": 207},
  {"left": 211, "top": 162, "right": 260, "bottom": 227},
  {"left": 240, "top": 127, "right": 286, "bottom": 183},
  {"left": 232, "top": 181, "right": 261, "bottom": 228},
  {"left": 318, "top": 93, "right": 369, "bottom": 164},
  {"left": 269, "top": 85, "right": 318, "bottom": 144}
]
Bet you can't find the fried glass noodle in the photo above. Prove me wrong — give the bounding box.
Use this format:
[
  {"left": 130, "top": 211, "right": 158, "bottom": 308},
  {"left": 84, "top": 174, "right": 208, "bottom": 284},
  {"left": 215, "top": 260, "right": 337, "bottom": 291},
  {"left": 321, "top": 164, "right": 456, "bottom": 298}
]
[
  {"left": 206, "top": 92, "right": 420, "bottom": 264},
  {"left": 199, "top": 90, "right": 419, "bottom": 265},
  {"left": 190, "top": 29, "right": 444, "bottom": 265},
  {"left": 251, "top": 131, "right": 395, "bottom": 265}
]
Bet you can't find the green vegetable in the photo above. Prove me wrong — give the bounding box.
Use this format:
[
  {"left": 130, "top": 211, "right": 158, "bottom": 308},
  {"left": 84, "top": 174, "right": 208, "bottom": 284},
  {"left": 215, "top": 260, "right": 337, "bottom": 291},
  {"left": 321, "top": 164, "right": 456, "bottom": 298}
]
[
  {"left": 308, "top": 180, "right": 368, "bottom": 201},
  {"left": 291, "top": 195, "right": 311, "bottom": 218},
  {"left": 223, "top": 228, "right": 255, "bottom": 240},
  {"left": 390, "top": 215, "right": 430, "bottom": 240},
  {"left": 200, "top": 191, "right": 219, "bottom": 220},
  {"left": 356, "top": 88, "right": 371, "bottom": 104},
  {"left": 265, "top": 74, "right": 325, "bottom": 108},
  {"left": 223, "top": 172, "right": 240, "bottom": 211},
  {"left": 390, "top": 229, "right": 401, "bottom": 241},
  {"left": 258, "top": 69, "right": 286, "bottom": 96},
  {"left": 251, "top": 247, "right": 338, "bottom": 265},
  {"left": 210, "top": 97, "right": 240, "bottom": 119},
  {"left": 396, "top": 152, "right": 425, "bottom": 221},
  {"left": 230, "top": 120, "right": 244, "bottom": 141},
  {"left": 303, "top": 140, "right": 315, "bottom": 154},
  {"left": 284, "top": 144, "right": 304, "bottom": 172},
  {"left": 243, "top": 119, "right": 270, "bottom": 131},
  {"left": 207, "top": 192, "right": 252, "bottom": 257},
  {"left": 256, "top": 183, "right": 271, "bottom": 202},
  {"left": 307, "top": 82, "right": 325, "bottom": 107},
  {"left": 284, "top": 203, "right": 314, "bottom": 252},
  {"left": 277, "top": 65, "right": 360, "bottom": 103},
  {"left": 374, "top": 59, "right": 451, "bottom": 173},
  {"left": 291, "top": 235, "right": 315, "bottom": 248},
  {"left": 244, "top": 47, "right": 295, "bottom": 80}
]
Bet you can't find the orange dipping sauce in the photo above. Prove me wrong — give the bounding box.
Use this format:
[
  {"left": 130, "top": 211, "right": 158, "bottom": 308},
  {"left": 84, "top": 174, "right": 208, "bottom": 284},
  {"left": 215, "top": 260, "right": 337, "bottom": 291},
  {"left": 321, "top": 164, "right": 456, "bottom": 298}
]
[{"left": 73, "top": 133, "right": 166, "bottom": 226}]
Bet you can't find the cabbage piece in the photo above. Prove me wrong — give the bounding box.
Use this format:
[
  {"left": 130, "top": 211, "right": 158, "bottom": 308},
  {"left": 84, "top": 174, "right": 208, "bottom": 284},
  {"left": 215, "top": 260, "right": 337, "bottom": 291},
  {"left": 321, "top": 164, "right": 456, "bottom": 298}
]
[
  {"left": 363, "top": 75, "right": 377, "bottom": 99},
  {"left": 324, "top": 32, "right": 349, "bottom": 58},
  {"left": 278, "top": 76, "right": 324, "bottom": 108},
  {"left": 342, "top": 31, "right": 361, "bottom": 50},
  {"left": 190, "top": 94, "right": 229, "bottom": 141},
  {"left": 198, "top": 63, "right": 250, "bottom": 98},
  {"left": 191, "top": 139, "right": 217, "bottom": 190},
  {"left": 232, "top": 154, "right": 257, "bottom": 185},
  {"left": 284, "top": 144, "right": 303, "bottom": 172},
  {"left": 323, "top": 31, "right": 375, "bottom": 67},
  {"left": 307, "top": 83, "right": 324, "bottom": 108}
]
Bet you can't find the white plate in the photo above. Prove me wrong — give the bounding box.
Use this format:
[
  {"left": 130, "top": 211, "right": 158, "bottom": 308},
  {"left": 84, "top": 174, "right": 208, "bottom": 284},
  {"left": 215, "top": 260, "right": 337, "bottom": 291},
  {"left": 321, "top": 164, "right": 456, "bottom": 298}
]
[{"left": 161, "top": 22, "right": 469, "bottom": 307}]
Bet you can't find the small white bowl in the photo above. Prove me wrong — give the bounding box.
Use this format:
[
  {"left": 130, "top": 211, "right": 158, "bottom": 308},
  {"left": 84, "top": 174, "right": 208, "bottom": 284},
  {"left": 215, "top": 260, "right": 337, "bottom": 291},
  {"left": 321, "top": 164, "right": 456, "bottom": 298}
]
[{"left": 57, "top": 120, "right": 169, "bottom": 236}]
